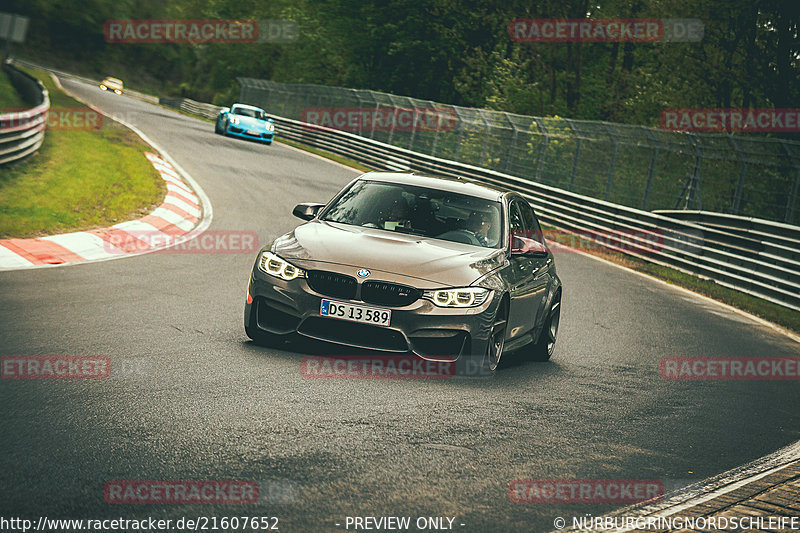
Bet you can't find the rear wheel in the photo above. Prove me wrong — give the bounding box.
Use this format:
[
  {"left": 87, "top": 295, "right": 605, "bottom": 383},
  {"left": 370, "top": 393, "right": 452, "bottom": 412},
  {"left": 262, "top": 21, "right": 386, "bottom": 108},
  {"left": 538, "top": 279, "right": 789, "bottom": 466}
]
[
  {"left": 482, "top": 301, "right": 508, "bottom": 372},
  {"left": 527, "top": 296, "right": 561, "bottom": 362}
]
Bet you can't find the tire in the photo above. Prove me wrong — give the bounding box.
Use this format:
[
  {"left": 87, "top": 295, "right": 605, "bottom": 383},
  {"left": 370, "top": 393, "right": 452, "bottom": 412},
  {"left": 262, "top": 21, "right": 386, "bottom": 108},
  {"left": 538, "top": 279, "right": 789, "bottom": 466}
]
[
  {"left": 245, "top": 302, "right": 283, "bottom": 347},
  {"left": 482, "top": 300, "right": 508, "bottom": 372},
  {"left": 214, "top": 120, "right": 222, "bottom": 134},
  {"left": 527, "top": 296, "right": 561, "bottom": 362},
  {"left": 264, "top": 140, "right": 272, "bottom": 145}
]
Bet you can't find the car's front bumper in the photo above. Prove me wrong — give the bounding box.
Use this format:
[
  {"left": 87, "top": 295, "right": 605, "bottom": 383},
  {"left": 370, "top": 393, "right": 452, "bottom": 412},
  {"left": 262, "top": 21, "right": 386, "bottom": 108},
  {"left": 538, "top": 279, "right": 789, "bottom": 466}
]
[
  {"left": 226, "top": 125, "right": 274, "bottom": 143},
  {"left": 245, "top": 266, "right": 501, "bottom": 361}
]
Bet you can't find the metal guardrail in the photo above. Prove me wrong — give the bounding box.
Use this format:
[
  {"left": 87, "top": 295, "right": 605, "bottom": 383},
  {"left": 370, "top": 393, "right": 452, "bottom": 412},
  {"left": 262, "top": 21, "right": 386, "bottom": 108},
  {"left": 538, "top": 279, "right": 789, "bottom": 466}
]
[
  {"left": 654, "top": 211, "right": 800, "bottom": 249},
  {"left": 238, "top": 77, "right": 800, "bottom": 226},
  {"left": 158, "top": 97, "right": 221, "bottom": 119},
  {"left": 159, "top": 97, "right": 800, "bottom": 311},
  {"left": 0, "top": 60, "right": 49, "bottom": 165}
]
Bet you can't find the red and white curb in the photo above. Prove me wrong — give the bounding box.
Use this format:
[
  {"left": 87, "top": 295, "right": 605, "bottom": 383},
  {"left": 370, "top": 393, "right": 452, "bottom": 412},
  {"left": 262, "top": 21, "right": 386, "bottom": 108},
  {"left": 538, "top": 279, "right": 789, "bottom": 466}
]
[{"left": 0, "top": 152, "right": 203, "bottom": 270}]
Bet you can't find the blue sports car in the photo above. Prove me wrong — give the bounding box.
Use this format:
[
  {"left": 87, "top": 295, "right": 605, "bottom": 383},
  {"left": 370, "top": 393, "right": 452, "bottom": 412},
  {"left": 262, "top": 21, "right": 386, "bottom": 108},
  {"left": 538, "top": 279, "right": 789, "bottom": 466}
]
[{"left": 215, "top": 104, "right": 275, "bottom": 145}]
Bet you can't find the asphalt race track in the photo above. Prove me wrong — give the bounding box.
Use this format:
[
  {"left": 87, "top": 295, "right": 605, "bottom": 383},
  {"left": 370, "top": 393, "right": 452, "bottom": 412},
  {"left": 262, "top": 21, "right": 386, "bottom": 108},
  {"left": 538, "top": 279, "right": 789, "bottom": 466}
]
[{"left": 1, "top": 77, "right": 799, "bottom": 532}]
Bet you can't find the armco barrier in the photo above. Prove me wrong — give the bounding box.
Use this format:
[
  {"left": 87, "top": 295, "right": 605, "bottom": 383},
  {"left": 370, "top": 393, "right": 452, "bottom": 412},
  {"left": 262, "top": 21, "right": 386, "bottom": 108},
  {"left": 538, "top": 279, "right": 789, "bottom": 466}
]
[
  {"left": 0, "top": 59, "right": 49, "bottom": 165},
  {"left": 238, "top": 77, "right": 800, "bottom": 226},
  {"left": 157, "top": 97, "right": 800, "bottom": 312},
  {"left": 158, "top": 97, "right": 220, "bottom": 120}
]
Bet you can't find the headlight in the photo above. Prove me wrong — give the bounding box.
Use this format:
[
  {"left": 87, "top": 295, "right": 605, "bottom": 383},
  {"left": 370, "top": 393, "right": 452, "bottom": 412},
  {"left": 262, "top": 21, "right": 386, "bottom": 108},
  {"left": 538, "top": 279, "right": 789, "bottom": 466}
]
[
  {"left": 258, "top": 252, "right": 305, "bottom": 281},
  {"left": 230, "top": 117, "right": 240, "bottom": 125},
  {"left": 267, "top": 123, "right": 274, "bottom": 131},
  {"left": 423, "top": 287, "right": 491, "bottom": 308}
]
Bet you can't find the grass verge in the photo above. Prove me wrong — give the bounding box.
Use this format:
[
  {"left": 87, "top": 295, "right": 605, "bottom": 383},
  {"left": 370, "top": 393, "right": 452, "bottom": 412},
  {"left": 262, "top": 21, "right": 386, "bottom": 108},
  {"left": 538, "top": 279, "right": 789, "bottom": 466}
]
[
  {"left": 0, "top": 69, "right": 27, "bottom": 110},
  {"left": 0, "top": 68, "right": 165, "bottom": 238}
]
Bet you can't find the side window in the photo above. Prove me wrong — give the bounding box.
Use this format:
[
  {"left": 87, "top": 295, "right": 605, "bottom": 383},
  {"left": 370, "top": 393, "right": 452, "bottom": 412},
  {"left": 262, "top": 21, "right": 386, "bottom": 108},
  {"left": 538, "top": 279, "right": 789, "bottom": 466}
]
[
  {"left": 508, "top": 201, "right": 525, "bottom": 246},
  {"left": 517, "top": 200, "right": 544, "bottom": 243}
]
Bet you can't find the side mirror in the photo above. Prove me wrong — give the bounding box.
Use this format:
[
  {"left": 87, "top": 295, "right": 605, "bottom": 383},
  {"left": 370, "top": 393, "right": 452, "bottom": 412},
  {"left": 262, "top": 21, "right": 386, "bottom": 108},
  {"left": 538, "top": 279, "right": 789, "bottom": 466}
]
[
  {"left": 268, "top": 118, "right": 274, "bottom": 123},
  {"left": 511, "top": 235, "right": 548, "bottom": 257},
  {"left": 292, "top": 202, "right": 325, "bottom": 221}
]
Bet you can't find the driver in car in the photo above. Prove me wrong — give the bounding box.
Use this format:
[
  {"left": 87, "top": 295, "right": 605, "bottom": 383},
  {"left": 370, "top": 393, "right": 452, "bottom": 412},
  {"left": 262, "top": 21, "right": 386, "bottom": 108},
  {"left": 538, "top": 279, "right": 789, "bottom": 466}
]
[
  {"left": 466, "top": 210, "right": 492, "bottom": 246},
  {"left": 383, "top": 198, "right": 412, "bottom": 231}
]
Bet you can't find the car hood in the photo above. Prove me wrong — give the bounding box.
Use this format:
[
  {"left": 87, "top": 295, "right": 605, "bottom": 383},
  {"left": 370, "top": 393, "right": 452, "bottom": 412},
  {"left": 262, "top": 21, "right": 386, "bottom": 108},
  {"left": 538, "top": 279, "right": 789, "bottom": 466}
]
[
  {"left": 272, "top": 220, "right": 506, "bottom": 287},
  {"left": 233, "top": 116, "right": 269, "bottom": 130}
]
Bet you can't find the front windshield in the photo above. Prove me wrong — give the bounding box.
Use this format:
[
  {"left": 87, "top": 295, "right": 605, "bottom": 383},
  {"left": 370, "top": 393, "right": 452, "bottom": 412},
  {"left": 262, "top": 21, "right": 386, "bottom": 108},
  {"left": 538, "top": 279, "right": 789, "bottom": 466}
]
[
  {"left": 322, "top": 180, "right": 503, "bottom": 248},
  {"left": 233, "top": 107, "right": 264, "bottom": 119}
]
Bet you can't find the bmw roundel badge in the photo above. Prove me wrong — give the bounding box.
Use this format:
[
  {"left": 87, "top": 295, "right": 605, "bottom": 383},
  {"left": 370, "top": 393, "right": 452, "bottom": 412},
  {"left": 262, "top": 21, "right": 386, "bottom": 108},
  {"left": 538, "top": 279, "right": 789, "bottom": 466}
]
[{"left": 356, "top": 269, "right": 370, "bottom": 278}]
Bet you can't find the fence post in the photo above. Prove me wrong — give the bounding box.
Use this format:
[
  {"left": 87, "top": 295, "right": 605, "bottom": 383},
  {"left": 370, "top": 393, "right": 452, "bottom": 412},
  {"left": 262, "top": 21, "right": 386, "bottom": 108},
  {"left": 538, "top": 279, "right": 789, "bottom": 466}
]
[
  {"left": 478, "top": 109, "right": 491, "bottom": 166},
  {"left": 431, "top": 104, "right": 444, "bottom": 158},
  {"left": 367, "top": 90, "right": 378, "bottom": 140},
  {"left": 727, "top": 136, "right": 747, "bottom": 215},
  {"left": 567, "top": 119, "right": 581, "bottom": 192},
  {"left": 504, "top": 113, "right": 518, "bottom": 173},
  {"left": 533, "top": 118, "right": 549, "bottom": 181},
  {"left": 602, "top": 123, "right": 619, "bottom": 201},
  {"left": 780, "top": 139, "right": 800, "bottom": 225},
  {"left": 454, "top": 107, "right": 466, "bottom": 161},
  {"left": 675, "top": 135, "right": 703, "bottom": 210},
  {"left": 641, "top": 127, "right": 660, "bottom": 210},
  {"left": 407, "top": 98, "right": 421, "bottom": 151}
]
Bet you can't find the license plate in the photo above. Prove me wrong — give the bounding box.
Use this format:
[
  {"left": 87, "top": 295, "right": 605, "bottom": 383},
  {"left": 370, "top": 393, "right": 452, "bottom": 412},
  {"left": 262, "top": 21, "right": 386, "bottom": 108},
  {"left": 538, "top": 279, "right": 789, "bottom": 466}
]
[
  {"left": 246, "top": 130, "right": 260, "bottom": 135},
  {"left": 320, "top": 299, "right": 391, "bottom": 327}
]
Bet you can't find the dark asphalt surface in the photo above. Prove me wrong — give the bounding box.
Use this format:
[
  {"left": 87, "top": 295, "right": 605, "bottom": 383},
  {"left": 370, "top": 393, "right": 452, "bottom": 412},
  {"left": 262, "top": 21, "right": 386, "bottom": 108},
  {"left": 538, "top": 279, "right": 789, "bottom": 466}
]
[{"left": 1, "top": 77, "right": 799, "bottom": 533}]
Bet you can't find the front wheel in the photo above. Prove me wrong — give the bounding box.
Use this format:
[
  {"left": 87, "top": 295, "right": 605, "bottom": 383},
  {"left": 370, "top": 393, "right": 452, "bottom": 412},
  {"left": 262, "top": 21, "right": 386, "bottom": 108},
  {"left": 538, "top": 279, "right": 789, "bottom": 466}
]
[
  {"left": 527, "top": 297, "right": 561, "bottom": 362},
  {"left": 214, "top": 120, "right": 223, "bottom": 134},
  {"left": 482, "top": 301, "right": 508, "bottom": 372}
]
